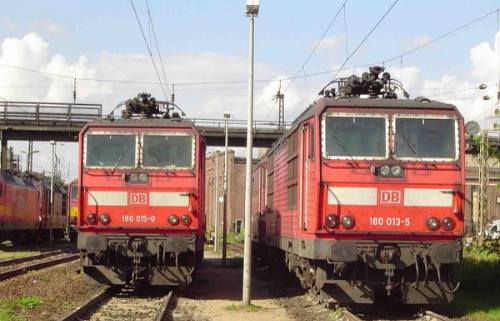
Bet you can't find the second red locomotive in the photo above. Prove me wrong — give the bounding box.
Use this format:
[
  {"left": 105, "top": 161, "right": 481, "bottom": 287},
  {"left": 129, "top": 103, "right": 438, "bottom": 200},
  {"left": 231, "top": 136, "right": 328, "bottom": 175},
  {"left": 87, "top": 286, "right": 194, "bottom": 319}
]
[{"left": 252, "top": 67, "right": 465, "bottom": 304}]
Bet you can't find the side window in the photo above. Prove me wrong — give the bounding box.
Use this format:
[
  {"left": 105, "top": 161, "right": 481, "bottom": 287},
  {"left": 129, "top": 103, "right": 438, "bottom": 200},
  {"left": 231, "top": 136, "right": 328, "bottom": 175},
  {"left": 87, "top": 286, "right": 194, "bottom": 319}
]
[
  {"left": 287, "top": 131, "right": 298, "bottom": 209},
  {"left": 310, "top": 124, "right": 315, "bottom": 162}
]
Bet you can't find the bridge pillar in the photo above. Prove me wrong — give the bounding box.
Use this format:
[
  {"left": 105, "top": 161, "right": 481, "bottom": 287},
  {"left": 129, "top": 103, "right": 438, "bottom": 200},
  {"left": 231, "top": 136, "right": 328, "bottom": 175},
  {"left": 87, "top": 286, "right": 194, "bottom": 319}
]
[{"left": 0, "top": 131, "right": 7, "bottom": 170}]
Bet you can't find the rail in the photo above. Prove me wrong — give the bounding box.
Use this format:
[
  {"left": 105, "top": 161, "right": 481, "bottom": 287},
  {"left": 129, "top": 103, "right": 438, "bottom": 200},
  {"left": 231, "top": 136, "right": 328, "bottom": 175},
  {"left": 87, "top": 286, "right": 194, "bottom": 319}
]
[{"left": 0, "top": 101, "right": 102, "bottom": 127}]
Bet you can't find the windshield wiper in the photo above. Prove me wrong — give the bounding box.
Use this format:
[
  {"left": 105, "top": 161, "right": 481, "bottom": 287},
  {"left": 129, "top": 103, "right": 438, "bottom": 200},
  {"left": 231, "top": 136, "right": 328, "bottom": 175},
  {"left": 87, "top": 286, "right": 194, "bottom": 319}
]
[
  {"left": 399, "top": 135, "right": 423, "bottom": 160},
  {"left": 332, "top": 135, "right": 354, "bottom": 160},
  {"left": 112, "top": 146, "right": 129, "bottom": 171}
]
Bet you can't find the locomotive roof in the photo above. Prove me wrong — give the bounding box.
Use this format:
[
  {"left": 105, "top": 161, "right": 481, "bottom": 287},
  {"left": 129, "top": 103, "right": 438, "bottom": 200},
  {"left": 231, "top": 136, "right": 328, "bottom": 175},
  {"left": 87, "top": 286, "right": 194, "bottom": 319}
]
[
  {"left": 0, "top": 171, "right": 36, "bottom": 188},
  {"left": 291, "top": 96, "right": 459, "bottom": 131},
  {"left": 85, "top": 117, "right": 196, "bottom": 129}
]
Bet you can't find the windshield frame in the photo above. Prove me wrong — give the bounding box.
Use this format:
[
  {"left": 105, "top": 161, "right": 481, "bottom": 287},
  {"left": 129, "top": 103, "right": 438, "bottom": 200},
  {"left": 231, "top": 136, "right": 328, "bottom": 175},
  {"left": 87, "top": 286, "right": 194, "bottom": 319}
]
[
  {"left": 321, "top": 112, "right": 390, "bottom": 161},
  {"left": 83, "top": 131, "right": 138, "bottom": 170},
  {"left": 140, "top": 132, "right": 196, "bottom": 170},
  {"left": 392, "top": 114, "right": 459, "bottom": 162}
]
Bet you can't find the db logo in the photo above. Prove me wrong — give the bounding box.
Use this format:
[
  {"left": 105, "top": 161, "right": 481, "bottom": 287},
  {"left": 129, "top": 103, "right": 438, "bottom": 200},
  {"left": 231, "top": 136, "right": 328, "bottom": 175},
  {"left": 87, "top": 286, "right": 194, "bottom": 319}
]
[
  {"left": 379, "top": 189, "right": 402, "bottom": 205},
  {"left": 130, "top": 193, "right": 148, "bottom": 205}
]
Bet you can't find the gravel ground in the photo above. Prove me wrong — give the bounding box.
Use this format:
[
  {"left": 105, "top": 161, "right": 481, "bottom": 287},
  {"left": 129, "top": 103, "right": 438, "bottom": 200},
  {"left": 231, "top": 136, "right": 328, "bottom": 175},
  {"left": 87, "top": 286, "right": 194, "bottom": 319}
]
[
  {"left": 173, "top": 251, "right": 297, "bottom": 321},
  {"left": 0, "top": 260, "right": 104, "bottom": 321}
]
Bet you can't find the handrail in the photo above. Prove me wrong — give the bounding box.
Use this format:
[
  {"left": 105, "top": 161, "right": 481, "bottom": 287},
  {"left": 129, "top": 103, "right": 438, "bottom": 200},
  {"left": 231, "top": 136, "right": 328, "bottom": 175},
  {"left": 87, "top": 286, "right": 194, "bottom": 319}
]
[{"left": 0, "top": 101, "right": 102, "bottom": 126}]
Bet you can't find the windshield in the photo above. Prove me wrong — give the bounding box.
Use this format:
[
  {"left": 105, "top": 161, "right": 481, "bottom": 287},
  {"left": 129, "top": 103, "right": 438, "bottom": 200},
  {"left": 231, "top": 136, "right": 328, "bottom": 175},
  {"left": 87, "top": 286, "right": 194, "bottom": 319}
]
[
  {"left": 323, "top": 115, "right": 387, "bottom": 159},
  {"left": 85, "top": 134, "right": 136, "bottom": 168},
  {"left": 71, "top": 185, "right": 78, "bottom": 200},
  {"left": 142, "top": 134, "right": 194, "bottom": 169},
  {"left": 394, "top": 117, "right": 457, "bottom": 160}
]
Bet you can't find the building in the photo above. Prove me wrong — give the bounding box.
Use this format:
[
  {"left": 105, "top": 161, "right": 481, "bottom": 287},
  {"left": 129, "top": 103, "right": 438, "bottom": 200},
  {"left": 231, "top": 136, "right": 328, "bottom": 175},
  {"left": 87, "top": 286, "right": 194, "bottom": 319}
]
[
  {"left": 465, "top": 154, "right": 500, "bottom": 235},
  {"left": 205, "top": 150, "right": 247, "bottom": 235}
]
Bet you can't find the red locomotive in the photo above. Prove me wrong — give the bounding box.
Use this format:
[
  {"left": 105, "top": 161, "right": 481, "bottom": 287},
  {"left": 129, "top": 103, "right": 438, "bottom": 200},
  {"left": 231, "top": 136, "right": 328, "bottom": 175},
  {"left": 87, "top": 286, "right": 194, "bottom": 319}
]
[
  {"left": 34, "top": 180, "right": 67, "bottom": 240},
  {"left": 252, "top": 67, "right": 464, "bottom": 304},
  {"left": 77, "top": 93, "right": 206, "bottom": 286},
  {"left": 0, "top": 171, "right": 67, "bottom": 243}
]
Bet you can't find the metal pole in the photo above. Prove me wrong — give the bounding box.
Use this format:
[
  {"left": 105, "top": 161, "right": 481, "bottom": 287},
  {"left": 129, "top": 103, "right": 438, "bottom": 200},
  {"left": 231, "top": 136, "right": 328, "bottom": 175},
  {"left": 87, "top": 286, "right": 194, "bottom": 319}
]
[
  {"left": 214, "top": 151, "right": 220, "bottom": 252},
  {"left": 242, "top": 12, "right": 255, "bottom": 306},
  {"left": 222, "top": 113, "right": 230, "bottom": 266},
  {"left": 50, "top": 141, "right": 55, "bottom": 247}
]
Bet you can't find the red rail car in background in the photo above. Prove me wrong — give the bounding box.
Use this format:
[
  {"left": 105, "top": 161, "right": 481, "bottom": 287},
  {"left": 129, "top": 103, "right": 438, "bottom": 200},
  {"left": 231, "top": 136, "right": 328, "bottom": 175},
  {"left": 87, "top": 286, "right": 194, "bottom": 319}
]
[
  {"left": 77, "top": 94, "right": 206, "bottom": 286},
  {"left": 252, "top": 67, "right": 465, "bottom": 304},
  {"left": 67, "top": 179, "right": 78, "bottom": 240},
  {"left": 34, "top": 180, "right": 67, "bottom": 240},
  {"left": 0, "top": 171, "right": 67, "bottom": 243},
  {"left": 0, "top": 172, "right": 39, "bottom": 242}
]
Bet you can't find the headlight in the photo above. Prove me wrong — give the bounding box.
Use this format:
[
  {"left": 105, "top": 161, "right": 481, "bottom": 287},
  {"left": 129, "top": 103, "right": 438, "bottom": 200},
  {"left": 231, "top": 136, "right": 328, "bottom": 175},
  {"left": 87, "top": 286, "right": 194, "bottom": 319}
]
[
  {"left": 379, "top": 165, "right": 391, "bottom": 176},
  {"left": 427, "top": 217, "right": 440, "bottom": 230},
  {"left": 325, "top": 213, "right": 339, "bottom": 229},
  {"left": 180, "top": 214, "right": 192, "bottom": 225},
  {"left": 99, "top": 213, "right": 111, "bottom": 225},
  {"left": 139, "top": 173, "right": 149, "bottom": 182},
  {"left": 441, "top": 217, "right": 455, "bottom": 230},
  {"left": 390, "top": 165, "right": 403, "bottom": 176},
  {"left": 129, "top": 173, "right": 139, "bottom": 183},
  {"left": 168, "top": 215, "right": 179, "bottom": 225},
  {"left": 341, "top": 215, "right": 355, "bottom": 229},
  {"left": 86, "top": 213, "right": 97, "bottom": 225}
]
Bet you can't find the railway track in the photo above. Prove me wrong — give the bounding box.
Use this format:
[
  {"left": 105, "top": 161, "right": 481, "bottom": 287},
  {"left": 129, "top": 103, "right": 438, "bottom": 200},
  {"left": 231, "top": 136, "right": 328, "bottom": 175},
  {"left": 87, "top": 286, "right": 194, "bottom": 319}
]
[
  {"left": 338, "top": 307, "right": 453, "bottom": 321},
  {"left": 59, "top": 287, "right": 174, "bottom": 321},
  {"left": 0, "top": 251, "right": 79, "bottom": 281},
  {"left": 0, "top": 248, "right": 75, "bottom": 267},
  {"left": 227, "top": 243, "right": 244, "bottom": 255}
]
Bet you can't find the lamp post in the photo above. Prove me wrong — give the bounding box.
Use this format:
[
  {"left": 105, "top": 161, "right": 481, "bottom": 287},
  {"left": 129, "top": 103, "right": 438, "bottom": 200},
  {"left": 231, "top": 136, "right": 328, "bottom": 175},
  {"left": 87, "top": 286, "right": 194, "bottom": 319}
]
[
  {"left": 222, "top": 111, "right": 231, "bottom": 266},
  {"left": 50, "top": 140, "right": 56, "bottom": 246},
  {"left": 243, "top": 0, "right": 259, "bottom": 306},
  {"left": 21, "top": 147, "right": 39, "bottom": 173}
]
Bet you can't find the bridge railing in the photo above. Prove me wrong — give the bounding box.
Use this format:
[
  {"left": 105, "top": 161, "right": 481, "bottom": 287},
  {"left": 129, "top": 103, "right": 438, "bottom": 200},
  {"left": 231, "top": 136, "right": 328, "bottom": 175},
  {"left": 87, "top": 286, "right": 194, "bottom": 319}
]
[
  {"left": 0, "top": 101, "right": 102, "bottom": 127},
  {"left": 188, "top": 118, "right": 291, "bottom": 131}
]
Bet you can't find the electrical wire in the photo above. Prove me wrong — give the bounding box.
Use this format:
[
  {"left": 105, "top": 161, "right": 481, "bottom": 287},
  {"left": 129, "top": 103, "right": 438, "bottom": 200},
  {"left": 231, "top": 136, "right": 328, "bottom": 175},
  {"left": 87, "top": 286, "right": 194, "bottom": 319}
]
[
  {"left": 130, "top": 0, "right": 169, "bottom": 101},
  {"left": 318, "top": 0, "right": 399, "bottom": 94},
  {"left": 343, "top": 3, "right": 348, "bottom": 60},
  {"left": 146, "top": 0, "right": 171, "bottom": 98},
  {"left": 283, "top": 0, "right": 348, "bottom": 93},
  {"left": 0, "top": 6, "right": 497, "bottom": 91}
]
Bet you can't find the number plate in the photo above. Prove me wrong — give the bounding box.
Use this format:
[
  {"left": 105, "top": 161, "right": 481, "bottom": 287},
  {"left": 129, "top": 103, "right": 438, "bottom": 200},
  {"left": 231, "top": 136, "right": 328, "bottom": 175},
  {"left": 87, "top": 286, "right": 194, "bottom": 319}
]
[
  {"left": 121, "top": 215, "right": 156, "bottom": 223},
  {"left": 369, "top": 217, "right": 410, "bottom": 226}
]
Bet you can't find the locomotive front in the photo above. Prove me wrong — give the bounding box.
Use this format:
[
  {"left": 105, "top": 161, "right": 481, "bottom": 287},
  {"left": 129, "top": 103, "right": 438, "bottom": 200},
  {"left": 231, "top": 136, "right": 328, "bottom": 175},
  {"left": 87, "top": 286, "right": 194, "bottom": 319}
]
[
  {"left": 317, "top": 99, "right": 464, "bottom": 303},
  {"left": 77, "top": 113, "right": 205, "bottom": 285},
  {"left": 315, "top": 69, "right": 465, "bottom": 303}
]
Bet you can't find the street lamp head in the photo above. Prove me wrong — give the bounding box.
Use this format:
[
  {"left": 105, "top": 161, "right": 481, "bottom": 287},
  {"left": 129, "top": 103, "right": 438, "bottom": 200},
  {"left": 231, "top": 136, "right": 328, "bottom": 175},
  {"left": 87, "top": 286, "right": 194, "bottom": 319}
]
[
  {"left": 246, "top": 0, "right": 259, "bottom": 16},
  {"left": 49, "top": 140, "right": 55, "bottom": 145},
  {"left": 224, "top": 111, "right": 231, "bottom": 119}
]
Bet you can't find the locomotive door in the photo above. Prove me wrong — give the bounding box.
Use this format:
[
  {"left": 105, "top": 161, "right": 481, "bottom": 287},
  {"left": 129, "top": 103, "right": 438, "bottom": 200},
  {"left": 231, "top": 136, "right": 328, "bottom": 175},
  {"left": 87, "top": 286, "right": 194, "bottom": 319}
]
[
  {"left": 258, "top": 165, "right": 267, "bottom": 213},
  {"left": 299, "top": 124, "right": 313, "bottom": 231}
]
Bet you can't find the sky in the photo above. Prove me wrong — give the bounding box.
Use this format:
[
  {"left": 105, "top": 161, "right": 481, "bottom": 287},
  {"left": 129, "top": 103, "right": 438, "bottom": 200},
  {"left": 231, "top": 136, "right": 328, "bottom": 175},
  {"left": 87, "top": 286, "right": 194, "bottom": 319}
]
[{"left": 0, "top": 0, "right": 499, "bottom": 181}]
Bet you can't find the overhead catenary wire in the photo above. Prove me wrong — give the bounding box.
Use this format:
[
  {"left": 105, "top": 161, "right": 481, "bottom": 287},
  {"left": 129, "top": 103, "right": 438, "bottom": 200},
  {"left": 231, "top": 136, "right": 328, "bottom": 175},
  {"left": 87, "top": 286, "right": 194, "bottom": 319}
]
[
  {"left": 145, "top": 0, "right": 171, "bottom": 97},
  {"left": 318, "top": 0, "right": 399, "bottom": 95},
  {"left": 130, "top": 0, "right": 170, "bottom": 101},
  {"left": 283, "top": 0, "right": 348, "bottom": 94},
  {"left": 0, "top": 7, "right": 498, "bottom": 90}
]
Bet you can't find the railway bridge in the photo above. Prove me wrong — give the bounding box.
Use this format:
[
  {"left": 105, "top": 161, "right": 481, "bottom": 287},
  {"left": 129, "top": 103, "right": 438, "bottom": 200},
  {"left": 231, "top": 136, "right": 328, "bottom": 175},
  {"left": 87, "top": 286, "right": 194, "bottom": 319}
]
[{"left": 0, "top": 100, "right": 288, "bottom": 169}]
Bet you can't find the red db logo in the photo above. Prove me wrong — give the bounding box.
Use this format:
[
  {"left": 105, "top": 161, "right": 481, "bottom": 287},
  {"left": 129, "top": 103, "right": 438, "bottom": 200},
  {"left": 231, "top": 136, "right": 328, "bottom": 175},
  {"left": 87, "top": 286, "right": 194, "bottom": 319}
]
[
  {"left": 130, "top": 193, "right": 148, "bottom": 205},
  {"left": 379, "top": 189, "right": 402, "bottom": 205}
]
